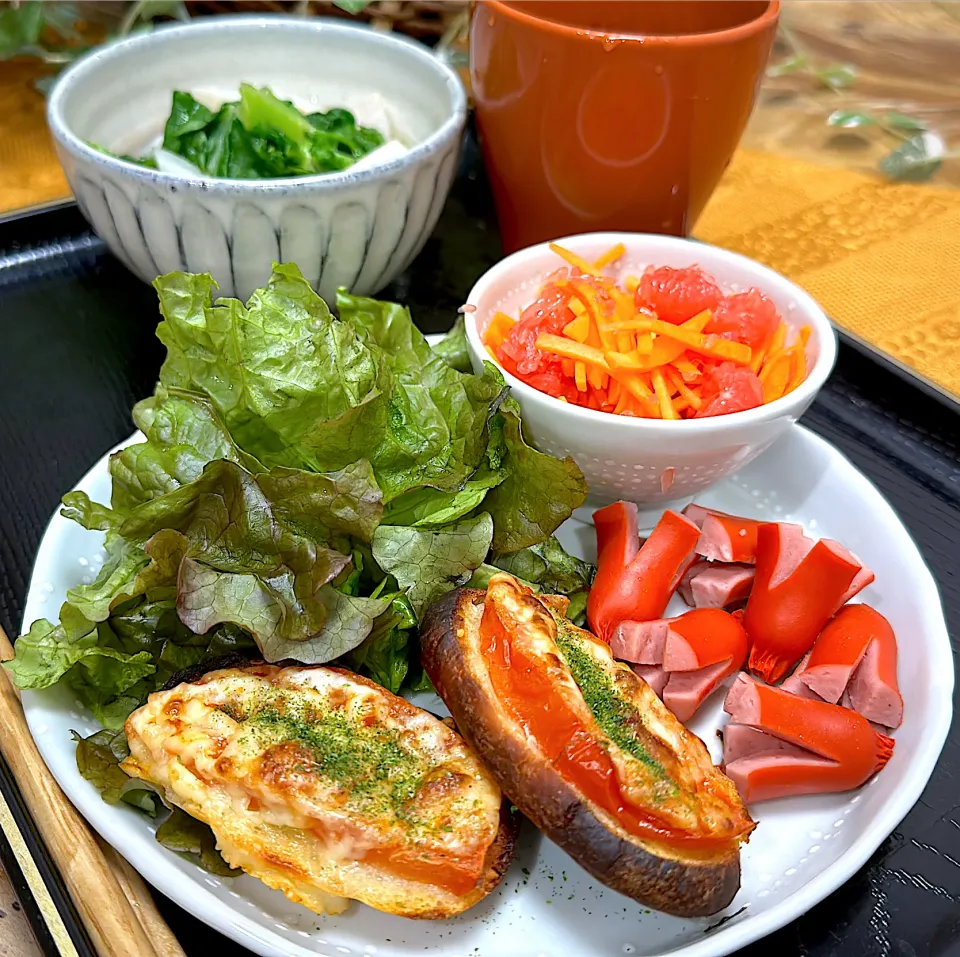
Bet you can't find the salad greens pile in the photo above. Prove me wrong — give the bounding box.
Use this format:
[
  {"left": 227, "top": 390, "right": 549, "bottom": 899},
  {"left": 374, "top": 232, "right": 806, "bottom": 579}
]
[
  {"left": 98, "top": 84, "right": 386, "bottom": 179},
  {"left": 8, "top": 263, "right": 591, "bottom": 731}
]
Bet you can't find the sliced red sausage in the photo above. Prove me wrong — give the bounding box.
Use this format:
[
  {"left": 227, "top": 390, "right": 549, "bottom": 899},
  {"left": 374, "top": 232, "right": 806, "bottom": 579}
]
[
  {"left": 800, "top": 604, "right": 902, "bottom": 728},
  {"left": 744, "top": 523, "right": 864, "bottom": 683},
  {"left": 681, "top": 563, "right": 755, "bottom": 610},
  {"left": 722, "top": 673, "right": 895, "bottom": 803}
]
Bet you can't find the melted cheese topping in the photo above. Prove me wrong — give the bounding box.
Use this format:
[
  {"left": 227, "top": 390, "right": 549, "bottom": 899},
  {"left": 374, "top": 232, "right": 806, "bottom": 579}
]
[{"left": 122, "top": 664, "right": 504, "bottom": 918}]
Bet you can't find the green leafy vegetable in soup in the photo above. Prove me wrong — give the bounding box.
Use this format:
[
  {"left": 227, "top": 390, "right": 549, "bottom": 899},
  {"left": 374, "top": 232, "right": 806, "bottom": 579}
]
[{"left": 96, "top": 85, "right": 387, "bottom": 179}]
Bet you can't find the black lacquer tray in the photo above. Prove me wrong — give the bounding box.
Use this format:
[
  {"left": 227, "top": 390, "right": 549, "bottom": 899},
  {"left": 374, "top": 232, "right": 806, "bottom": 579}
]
[{"left": 0, "top": 139, "right": 958, "bottom": 957}]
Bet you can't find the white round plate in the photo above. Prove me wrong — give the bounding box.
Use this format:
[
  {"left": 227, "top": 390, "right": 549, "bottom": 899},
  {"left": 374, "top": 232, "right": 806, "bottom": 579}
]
[{"left": 20, "top": 423, "right": 953, "bottom": 957}]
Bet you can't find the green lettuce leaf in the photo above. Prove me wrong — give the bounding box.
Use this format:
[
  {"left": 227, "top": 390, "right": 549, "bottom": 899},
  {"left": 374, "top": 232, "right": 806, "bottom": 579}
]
[
  {"left": 155, "top": 265, "right": 383, "bottom": 471},
  {"left": 337, "top": 291, "right": 506, "bottom": 501},
  {"left": 483, "top": 397, "right": 588, "bottom": 553},
  {"left": 66, "top": 533, "right": 149, "bottom": 622},
  {"left": 153, "top": 269, "right": 505, "bottom": 503},
  {"left": 371, "top": 513, "right": 494, "bottom": 616},
  {"left": 109, "top": 386, "right": 262, "bottom": 512},
  {"left": 345, "top": 594, "right": 417, "bottom": 693},
  {"left": 156, "top": 807, "right": 239, "bottom": 876},
  {"left": 6, "top": 615, "right": 154, "bottom": 697},
  {"left": 60, "top": 492, "right": 122, "bottom": 531},
  {"left": 73, "top": 729, "right": 163, "bottom": 816},
  {"left": 177, "top": 559, "right": 389, "bottom": 664},
  {"left": 256, "top": 460, "right": 382, "bottom": 542},
  {"left": 431, "top": 316, "right": 473, "bottom": 373},
  {"left": 381, "top": 467, "right": 505, "bottom": 528},
  {"left": 492, "top": 535, "right": 594, "bottom": 594}
]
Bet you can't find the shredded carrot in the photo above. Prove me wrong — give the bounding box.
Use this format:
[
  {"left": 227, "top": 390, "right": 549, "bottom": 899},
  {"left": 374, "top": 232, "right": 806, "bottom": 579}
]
[
  {"left": 574, "top": 361, "right": 588, "bottom": 392},
  {"left": 563, "top": 313, "right": 591, "bottom": 343},
  {"left": 608, "top": 378, "right": 622, "bottom": 406},
  {"left": 759, "top": 351, "right": 791, "bottom": 402},
  {"left": 635, "top": 331, "right": 654, "bottom": 355},
  {"left": 593, "top": 243, "right": 626, "bottom": 270},
  {"left": 764, "top": 323, "right": 787, "bottom": 365},
  {"left": 550, "top": 243, "right": 602, "bottom": 278},
  {"left": 651, "top": 368, "right": 680, "bottom": 420},
  {"left": 619, "top": 319, "right": 751, "bottom": 364},
  {"left": 786, "top": 345, "right": 807, "bottom": 393},
  {"left": 666, "top": 367, "right": 702, "bottom": 411},
  {"left": 673, "top": 356, "right": 701, "bottom": 382},
  {"left": 616, "top": 330, "right": 634, "bottom": 353},
  {"left": 485, "top": 311, "right": 516, "bottom": 350}
]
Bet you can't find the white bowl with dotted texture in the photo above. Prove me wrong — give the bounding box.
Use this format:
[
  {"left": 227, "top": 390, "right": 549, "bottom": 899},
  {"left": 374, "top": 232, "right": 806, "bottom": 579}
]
[
  {"left": 47, "top": 16, "right": 466, "bottom": 301},
  {"left": 465, "top": 233, "right": 837, "bottom": 511}
]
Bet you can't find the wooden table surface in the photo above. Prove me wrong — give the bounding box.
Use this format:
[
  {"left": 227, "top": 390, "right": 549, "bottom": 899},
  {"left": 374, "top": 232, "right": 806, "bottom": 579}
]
[{"left": 0, "top": 3, "right": 957, "bottom": 955}]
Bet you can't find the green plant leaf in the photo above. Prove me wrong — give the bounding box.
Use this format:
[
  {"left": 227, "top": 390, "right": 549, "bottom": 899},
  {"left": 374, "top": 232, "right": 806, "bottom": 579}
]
[
  {"left": 826, "top": 109, "right": 877, "bottom": 129},
  {"left": 73, "top": 729, "right": 164, "bottom": 816},
  {"left": 815, "top": 64, "right": 857, "bottom": 90},
  {"left": 109, "top": 386, "right": 263, "bottom": 512},
  {"left": 0, "top": 1, "right": 43, "bottom": 58},
  {"left": 61, "top": 491, "right": 123, "bottom": 531},
  {"left": 883, "top": 111, "right": 928, "bottom": 132},
  {"left": 766, "top": 53, "right": 808, "bottom": 77},
  {"left": 66, "top": 534, "right": 150, "bottom": 622},
  {"left": 492, "top": 536, "right": 594, "bottom": 595},
  {"left": 345, "top": 594, "right": 417, "bottom": 693},
  {"left": 879, "top": 133, "right": 942, "bottom": 182},
  {"left": 333, "top": 1, "right": 370, "bottom": 13},
  {"left": 5, "top": 616, "right": 155, "bottom": 695}
]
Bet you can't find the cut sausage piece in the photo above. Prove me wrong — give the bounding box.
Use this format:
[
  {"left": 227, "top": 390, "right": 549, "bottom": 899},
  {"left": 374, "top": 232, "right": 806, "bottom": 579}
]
[
  {"left": 779, "top": 653, "right": 824, "bottom": 700},
  {"left": 822, "top": 542, "right": 875, "bottom": 610},
  {"left": 681, "top": 563, "right": 755, "bottom": 610},
  {"left": 722, "top": 674, "right": 895, "bottom": 803},
  {"left": 721, "top": 723, "right": 797, "bottom": 765},
  {"left": 663, "top": 660, "right": 735, "bottom": 723},
  {"left": 588, "top": 505, "right": 700, "bottom": 642},
  {"left": 800, "top": 605, "right": 902, "bottom": 728},
  {"left": 614, "top": 610, "right": 748, "bottom": 722},
  {"left": 696, "top": 513, "right": 761, "bottom": 564},
  {"left": 744, "top": 524, "right": 864, "bottom": 683},
  {"left": 611, "top": 619, "right": 671, "bottom": 665},
  {"left": 631, "top": 663, "right": 669, "bottom": 697}
]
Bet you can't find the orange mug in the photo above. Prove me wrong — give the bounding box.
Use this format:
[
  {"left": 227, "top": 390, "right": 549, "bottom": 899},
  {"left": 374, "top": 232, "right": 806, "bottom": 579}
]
[{"left": 470, "top": 1, "right": 780, "bottom": 252}]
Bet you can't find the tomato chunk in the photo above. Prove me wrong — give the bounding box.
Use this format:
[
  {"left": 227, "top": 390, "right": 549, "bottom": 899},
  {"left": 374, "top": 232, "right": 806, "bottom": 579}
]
[
  {"left": 705, "top": 289, "right": 781, "bottom": 350},
  {"left": 696, "top": 362, "right": 764, "bottom": 418},
  {"left": 635, "top": 265, "right": 723, "bottom": 325}
]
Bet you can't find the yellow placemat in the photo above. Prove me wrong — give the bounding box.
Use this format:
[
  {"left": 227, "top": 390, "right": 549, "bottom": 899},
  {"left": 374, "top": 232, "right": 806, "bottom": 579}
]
[
  {"left": 0, "top": 60, "right": 69, "bottom": 213},
  {"left": 697, "top": 150, "right": 960, "bottom": 398}
]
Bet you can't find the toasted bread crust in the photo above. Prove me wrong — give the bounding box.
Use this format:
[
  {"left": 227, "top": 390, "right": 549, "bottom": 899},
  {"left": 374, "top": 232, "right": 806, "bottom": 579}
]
[{"left": 421, "top": 588, "right": 742, "bottom": 918}]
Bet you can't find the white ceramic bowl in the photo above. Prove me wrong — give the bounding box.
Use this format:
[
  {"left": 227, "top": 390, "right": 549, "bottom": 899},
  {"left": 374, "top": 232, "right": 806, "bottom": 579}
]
[
  {"left": 465, "top": 233, "right": 837, "bottom": 511},
  {"left": 47, "top": 16, "right": 467, "bottom": 301}
]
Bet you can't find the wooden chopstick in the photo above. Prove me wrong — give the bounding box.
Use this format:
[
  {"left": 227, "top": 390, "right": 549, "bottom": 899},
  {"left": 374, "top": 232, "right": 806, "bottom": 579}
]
[{"left": 0, "top": 626, "right": 186, "bottom": 957}]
